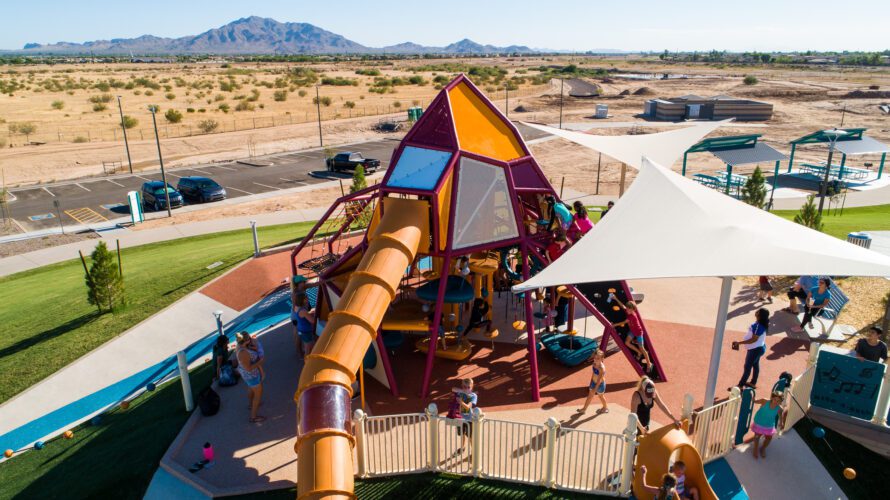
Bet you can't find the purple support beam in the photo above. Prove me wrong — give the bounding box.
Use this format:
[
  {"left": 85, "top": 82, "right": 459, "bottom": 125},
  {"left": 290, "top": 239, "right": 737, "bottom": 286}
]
[
  {"left": 420, "top": 255, "right": 452, "bottom": 399},
  {"left": 521, "top": 245, "right": 541, "bottom": 401},
  {"left": 375, "top": 328, "right": 399, "bottom": 397}
]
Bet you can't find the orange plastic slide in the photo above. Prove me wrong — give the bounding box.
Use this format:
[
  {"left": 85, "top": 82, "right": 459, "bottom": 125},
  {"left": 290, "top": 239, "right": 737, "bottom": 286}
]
[
  {"left": 632, "top": 422, "right": 718, "bottom": 500},
  {"left": 295, "top": 198, "right": 428, "bottom": 500}
]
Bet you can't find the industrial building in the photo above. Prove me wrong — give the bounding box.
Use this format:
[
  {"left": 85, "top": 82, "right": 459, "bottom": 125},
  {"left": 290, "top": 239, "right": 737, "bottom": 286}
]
[{"left": 643, "top": 94, "right": 773, "bottom": 121}]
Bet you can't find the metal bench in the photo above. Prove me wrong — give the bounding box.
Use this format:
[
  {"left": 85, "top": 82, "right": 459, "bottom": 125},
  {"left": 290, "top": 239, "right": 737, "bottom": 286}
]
[
  {"left": 693, "top": 173, "right": 722, "bottom": 190},
  {"left": 794, "top": 276, "right": 850, "bottom": 337}
]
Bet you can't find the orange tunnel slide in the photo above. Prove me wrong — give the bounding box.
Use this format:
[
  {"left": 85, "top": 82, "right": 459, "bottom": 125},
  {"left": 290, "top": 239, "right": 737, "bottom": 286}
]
[
  {"left": 632, "top": 422, "right": 718, "bottom": 500},
  {"left": 295, "top": 198, "right": 429, "bottom": 499}
]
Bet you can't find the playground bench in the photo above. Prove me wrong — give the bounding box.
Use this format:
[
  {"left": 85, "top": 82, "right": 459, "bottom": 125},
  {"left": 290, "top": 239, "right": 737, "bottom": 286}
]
[{"left": 794, "top": 276, "right": 850, "bottom": 338}]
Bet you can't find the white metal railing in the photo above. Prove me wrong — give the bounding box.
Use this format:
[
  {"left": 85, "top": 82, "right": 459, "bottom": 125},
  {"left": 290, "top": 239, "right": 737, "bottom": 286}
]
[
  {"left": 353, "top": 405, "right": 637, "bottom": 497},
  {"left": 690, "top": 387, "right": 742, "bottom": 463}
]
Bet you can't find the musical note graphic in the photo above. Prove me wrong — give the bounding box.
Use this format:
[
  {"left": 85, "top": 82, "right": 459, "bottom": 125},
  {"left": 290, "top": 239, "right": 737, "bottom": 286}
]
[
  {"left": 833, "top": 382, "right": 865, "bottom": 395},
  {"left": 859, "top": 367, "right": 876, "bottom": 378}
]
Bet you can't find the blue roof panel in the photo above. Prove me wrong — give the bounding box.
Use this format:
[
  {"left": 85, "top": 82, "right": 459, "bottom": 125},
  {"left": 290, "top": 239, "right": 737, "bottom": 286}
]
[{"left": 386, "top": 146, "right": 452, "bottom": 191}]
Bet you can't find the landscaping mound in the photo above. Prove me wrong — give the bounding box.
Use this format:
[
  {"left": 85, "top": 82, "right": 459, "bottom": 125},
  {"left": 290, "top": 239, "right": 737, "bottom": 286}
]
[{"left": 633, "top": 87, "right": 655, "bottom": 96}]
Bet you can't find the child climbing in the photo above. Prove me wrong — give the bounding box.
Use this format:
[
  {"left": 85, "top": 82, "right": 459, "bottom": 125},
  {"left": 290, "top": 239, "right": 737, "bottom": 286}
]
[
  {"left": 612, "top": 296, "right": 652, "bottom": 371},
  {"left": 639, "top": 466, "right": 680, "bottom": 500},
  {"left": 670, "top": 461, "right": 700, "bottom": 500},
  {"left": 578, "top": 350, "right": 608, "bottom": 414},
  {"left": 750, "top": 391, "right": 786, "bottom": 459},
  {"left": 568, "top": 201, "right": 594, "bottom": 242},
  {"left": 545, "top": 195, "right": 573, "bottom": 233}
]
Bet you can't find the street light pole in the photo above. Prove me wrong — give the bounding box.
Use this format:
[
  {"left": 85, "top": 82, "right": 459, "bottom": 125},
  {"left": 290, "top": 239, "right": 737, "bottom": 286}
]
[
  {"left": 817, "top": 129, "right": 847, "bottom": 217},
  {"left": 117, "top": 96, "right": 133, "bottom": 174},
  {"left": 505, "top": 85, "right": 509, "bottom": 119},
  {"left": 558, "top": 78, "right": 565, "bottom": 129},
  {"left": 149, "top": 107, "right": 173, "bottom": 217},
  {"left": 315, "top": 85, "right": 323, "bottom": 148}
]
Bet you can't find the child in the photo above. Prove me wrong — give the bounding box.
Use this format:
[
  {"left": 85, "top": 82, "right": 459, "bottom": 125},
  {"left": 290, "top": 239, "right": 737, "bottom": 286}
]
[
  {"left": 757, "top": 276, "right": 773, "bottom": 303},
  {"left": 452, "top": 378, "right": 478, "bottom": 453},
  {"left": 466, "top": 298, "right": 492, "bottom": 336},
  {"left": 613, "top": 297, "right": 652, "bottom": 371},
  {"left": 670, "top": 461, "right": 699, "bottom": 500},
  {"left": 639, "top": 466, "right": 679, "bottom": 500},
  {"left": 568, "top": 201, "right": 594, "bottom": 242},
  {"left": 579, "top": 350, "right": 608, "bottom": 414},
  {"left": 751, "top": 391, "right": 785, "bottom": 459}
]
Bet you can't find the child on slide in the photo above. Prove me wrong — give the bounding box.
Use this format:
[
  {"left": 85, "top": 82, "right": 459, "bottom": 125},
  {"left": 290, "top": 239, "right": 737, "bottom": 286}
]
[
  {"left": 751, "top": 391, "right": 786, "bottom": 459},
  {"left": 612, "top": 297, "right": 652, "bottom": 371},
  {"left": 639, "top": 466, "right": 679, "bottom": 500},
  {"left": 578, "top": 350, "right": 608, "bottom": 414},
  {"left": 670, "top": 461, "right": 700, "bottom": 500}
]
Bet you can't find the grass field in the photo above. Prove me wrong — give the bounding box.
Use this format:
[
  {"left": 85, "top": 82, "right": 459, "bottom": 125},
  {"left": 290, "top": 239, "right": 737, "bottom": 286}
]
[
  {"left": 773, "top": 203, "right": 890, "bottom": 240},
  {"left": 0, "top": 221, "right": 313, "bottom": 404}
]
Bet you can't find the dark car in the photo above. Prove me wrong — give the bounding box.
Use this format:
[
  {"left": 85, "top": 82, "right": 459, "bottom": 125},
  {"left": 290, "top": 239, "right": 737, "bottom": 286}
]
[
  {"left": 326, "top": 152, "right": 380, "bottom": 174},
  {"left": 141, "top": 181, "right": 184, "bottom": 211},
  {"left": 177, "top": 176, "right": 227, "bottom": 203}
]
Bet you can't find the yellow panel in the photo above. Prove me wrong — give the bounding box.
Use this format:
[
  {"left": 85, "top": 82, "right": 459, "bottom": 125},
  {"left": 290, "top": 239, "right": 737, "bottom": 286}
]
[
  {"left": 437, "top": 169, "right": 453, "bottom": 251},
  {"left": 448, "top": 82, "right": 525, "bottom": 162}
]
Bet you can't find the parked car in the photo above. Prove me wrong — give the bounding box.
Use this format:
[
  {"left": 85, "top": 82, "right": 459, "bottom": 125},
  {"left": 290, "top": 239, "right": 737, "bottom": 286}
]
[
  {"left": 326, "top": 152, "right": 381, "bottom": 174},
  {"left": 141, "top": 181, "right": 184, "bottom": 211},
  {"left": 177, "top": 176, "right": 227, "bottom": 203}
]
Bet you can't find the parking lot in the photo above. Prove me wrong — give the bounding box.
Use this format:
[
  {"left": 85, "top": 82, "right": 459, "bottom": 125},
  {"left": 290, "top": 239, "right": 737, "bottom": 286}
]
[{"left": 5, "top": 122, "right": 550, "bottom": 232}]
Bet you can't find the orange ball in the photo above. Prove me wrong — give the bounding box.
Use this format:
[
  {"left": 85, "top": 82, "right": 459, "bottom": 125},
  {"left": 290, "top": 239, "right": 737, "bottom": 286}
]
[
  {"left": 4, "top": 449, "right": 12, "bottom": 458},
  {"left": 120, "top": 400, "right": 130, "bottom": 410},
  {"left": 843, "top": 468, "right": 856, "bottom": 480},
  {"left": 63, "top": 430, "right": 74, "bottom": 439},
  {"left": 612, "top": 306, "right": 620, "bottom": 311}
]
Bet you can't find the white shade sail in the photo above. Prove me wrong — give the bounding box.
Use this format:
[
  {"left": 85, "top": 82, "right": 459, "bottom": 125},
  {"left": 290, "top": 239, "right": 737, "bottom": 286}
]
[
  {"left": 520, "top": 120, "right": 729, "bottom": 170},
  {"left": 514, "top": 157, "right": 890, "bottom": 292}
]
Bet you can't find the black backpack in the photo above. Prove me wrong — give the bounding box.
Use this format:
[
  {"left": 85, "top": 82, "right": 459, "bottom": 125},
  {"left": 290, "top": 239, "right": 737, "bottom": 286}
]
[
  {"left": 218, "top": 363, "right": 238, "bottom": 387},
  {"left": 197, "top": 386, "right": 220, "bottom": 416}
]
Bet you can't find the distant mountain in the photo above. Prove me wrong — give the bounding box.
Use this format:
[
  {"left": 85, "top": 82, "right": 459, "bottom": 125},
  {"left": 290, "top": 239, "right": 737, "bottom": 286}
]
[{"left": 14, "top": 17, "right": 541, "bottom": 55}]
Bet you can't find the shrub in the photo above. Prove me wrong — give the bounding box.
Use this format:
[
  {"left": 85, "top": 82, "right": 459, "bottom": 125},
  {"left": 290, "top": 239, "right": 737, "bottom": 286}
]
[
  {"left": 273, "top": 90, "right": 288, "bottom": 101},
  {"left": 198, "top": 108, "right": 206, "bottom": 113},
  {"left": 122, "top": 115, "right": 138, "bottom": 129},
  {"left": 312, "top": 96, "right": 332, "bottom": 107},
  {"left": 350, "top": 165, "right": 367, "bottom": 193},
  {"left": 198, "top": 119, "right": 219, "bottom": 133},
  {"left": 49, "top": 100, "right": 65, "bottom": 110},
  {"left": 186, "top": 108, "right": 195, "bottom": 113},
  {"left": 92, "top": 103, "right": 107, "bottom": 112},
  {"left": 144, "top": 90, "right": 154, "bottom": 96},
  {"left": 93, "top": 81, "right": 110, "bottom": 92},
  {"left": 246, "top": 89, "right": 260, "bottom": 102},
  {"left": 793, "top": 195, "right": 823, "bottom": 231},
  {"left": 165, "top": 92, "right": 175, "bottom": 100},
  {"left": 85, "top": 241, "right": 124, "bottom": 312},
  {"left": 235, "top": 101, "right": 254, "bottom": 111},
  {"left": 741, "top": 166, "right": 768, "bottom": 209},
  {"left": 147, "top": 104, "right": 161, "bottom": 113},
  {"left": 133, "top": 90, "right": 142, "bottom": 95},
  {"left": 393, "top": 101, "right": 402, "bottom": 108},
  {"left": 355, "top": 69, "right": 381, "bottom": 76},
  {"left": 88, "top": 93, "right": 113, "bottom": 104},
  {"left": 214, "top": 94, "right": 226, "bottom": 102},
  {"left": 72, "top": 136, "right": 88, "bottom": 143},
  {"left": 164, "top": 109, "right": 183, "bottom": 123},
  {"left": 408, "top": 75, "right": 426, "bottom": 85},
  {"left": 344, "top": 101, "right": 355, "bottom": 109},
  {"left": 743, "top": 75, "right": 758, "bottom": 85},
  {"left": 9, "top": 122, "right": 37, "bottom": 136},
  {"left": 321, "top": 77, "right": 359, "bottom": 86},
  {"left": 298, "top": 89, "right": 307, "bottom": 97},
  {"left": 218, "top": 103, "right": 230, "bottom": 113}
]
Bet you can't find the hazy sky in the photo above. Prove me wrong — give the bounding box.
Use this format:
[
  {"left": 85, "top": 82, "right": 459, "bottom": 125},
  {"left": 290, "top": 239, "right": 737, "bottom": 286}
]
[{"left": 4, "top": 0, "right": 887, "bottom": 52}]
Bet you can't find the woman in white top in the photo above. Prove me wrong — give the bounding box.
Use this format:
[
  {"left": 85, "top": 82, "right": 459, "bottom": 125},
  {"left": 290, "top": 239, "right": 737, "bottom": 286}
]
[{"left": 732, "top": 308, "right": 769, "bottom": 389}]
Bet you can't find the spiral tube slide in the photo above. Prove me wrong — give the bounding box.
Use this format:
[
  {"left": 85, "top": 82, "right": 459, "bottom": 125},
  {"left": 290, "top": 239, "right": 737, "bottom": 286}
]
[{"left": 295, "top": 198, "right": 428, "bottom": 499}]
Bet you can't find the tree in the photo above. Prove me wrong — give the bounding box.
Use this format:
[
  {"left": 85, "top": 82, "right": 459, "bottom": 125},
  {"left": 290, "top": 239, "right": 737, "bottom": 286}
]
[
  {"left": 350, "top": 165, "right": 367, "bottom": 194},
  {"left": 793, "top": 195, "right": 824, "bottom": 231},
  {"left": 740, "top": 166, "right": 768, "bottom": 209},
  {"left": 85, "top": 241, "right": 124, "bottom": 312},
  {"left": 9, "top": 122, "right": 36, "bottom": 142},
  {"left": 164, "top": 109, "right": 183, "bottom": 123}
]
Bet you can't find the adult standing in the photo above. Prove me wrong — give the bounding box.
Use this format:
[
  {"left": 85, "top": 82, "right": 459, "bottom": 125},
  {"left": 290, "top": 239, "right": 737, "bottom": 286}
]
[
  {"left": 630, "top": 376, "right": 680, "bottom": 434},
  {"left": 855, "top": 326, "right": 888, "bottom": 363},
  {"left": 733, "top": 308, "right": 769, "bottom": 389},
  {"left": 236, "top": 331, "right": 266, "bottom": 423}
]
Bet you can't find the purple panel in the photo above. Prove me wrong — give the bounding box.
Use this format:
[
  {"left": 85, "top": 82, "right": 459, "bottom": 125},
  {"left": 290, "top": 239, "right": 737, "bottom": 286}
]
[
  {"left": 404, "top": 94, "right": 455, "bottom": 150},
  {"left": 510, "top": 159, "right": 550, "bottom": 190}
]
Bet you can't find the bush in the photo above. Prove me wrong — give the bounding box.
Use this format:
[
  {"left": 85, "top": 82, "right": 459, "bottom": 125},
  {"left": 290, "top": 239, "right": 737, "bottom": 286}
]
[
  {"left": 198, "top": 119, "right": 219, "bottom": 133},
  {"left": 273, "top": 90, "right": 287, "bottom": 102},
  {"left": 321, "top": 77, "right": 359, "bottom": 86},
  {"left": 214, "top": 94, "right": 226, "bottom": 102},
  {"left": 85, "top": 241, "right": 124, "bottom": 312},
  {"left": 198, "top": 108, "right": 206, "bottom": 113},
  {"left": 350, "top": 165, "right": 367, "bottom": 194},
  {"left": 793, "top": 195, "right": 823, "bottom": 231},
  {"left": 51, "top": 100, "right": 64, "bottom": 110},
  {"left": 218, "top": 103, "right": 230, "bottom": 113},
  {"left": 408, "top": 75, "right": 426, "bottom": 85},
  {"left": 393, "top": 101, "right": 402, "bottom": 108},
  {"left": 312, "top": 96, "right": 332, "bottom": 107},
  {"left": 88, "top": 93, "right": 113, "bottom": 104},
  {"left": 234, "top": 101, "right": 254, "bottom": 111},
  {"left": 246, "top": 89, "right": 260, "bottom": 102},
  {"left": 147, "top": 104, "right": 161, "bottom": 113},
  {"left": 186, "top": 108, "right": 195, "bottom": 113},
  {"left": 165, "top": 92, "right": 175, "bottom": 100},
  {"left": 164, "top": 109, "right": 183, "bottom": 123},
  {"left": 92, "top": 103, "right": 108, "bottom": 112},
  {"left": 72, "top": 136, "right": 88, "bottom": 143},
  {"left": 355, "top": 69, "right": 381, "bottom": 76},
  {"left": 743, "top": 75, "right": 758, "bottom": 85},
  {"left": 144, "top": 90, "right": 154, "bottom": 96},
  {"left": 297, "top": 89, "right": 307, "bottom": 97},
  {"left": 122, "top": 115, "right": 138, "bottom": 129},
  {"left": 9, "top": 122, "right": 37, "bottom": 136},
  {"left": 344, "top": 101, "right": 355, "bottom": 109}
]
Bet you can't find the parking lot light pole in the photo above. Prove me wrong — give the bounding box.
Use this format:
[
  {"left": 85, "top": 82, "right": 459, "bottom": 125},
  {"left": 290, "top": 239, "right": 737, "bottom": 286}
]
[
  {"left": 149, "top": 107, "right": 173, "bottom": 217},
  {"left": 117, "top": 96, "right": 133, "bottom": 173},
  {"left": 558, "top": 78, "right": 564, "bottom": 129},
  {"left": 817, "top": 128, "right": 848, "bottom": 217},
  {"left": 315, "top": 85, "right": 323, "bottom": 147}
]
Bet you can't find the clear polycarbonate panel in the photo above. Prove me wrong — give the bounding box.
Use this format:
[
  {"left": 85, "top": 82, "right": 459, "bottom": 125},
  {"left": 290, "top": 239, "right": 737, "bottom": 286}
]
[
  {"left": 452, "top": 157, "right": 519, "bottom": 249},
  {"left": 386, "top": 146, "right": 452, "bottom": 191}
]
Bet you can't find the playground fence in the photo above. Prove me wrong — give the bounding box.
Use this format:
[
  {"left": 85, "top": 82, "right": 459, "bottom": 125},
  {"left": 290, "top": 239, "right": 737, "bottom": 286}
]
[
  {"left": 785, "top": 364, "right": 817, "bottom": 432},
  {"left": 353, "top": 405, "right": 636, "bottom": 497},
  {"left": 690, "top": 387, "right": 742, "bottom": 463}
]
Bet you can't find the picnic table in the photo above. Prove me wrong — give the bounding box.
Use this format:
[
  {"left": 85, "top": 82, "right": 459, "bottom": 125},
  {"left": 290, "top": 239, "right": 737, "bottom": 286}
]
[{"left": 800, "top": 163, "right": 869, "bottom": 181}]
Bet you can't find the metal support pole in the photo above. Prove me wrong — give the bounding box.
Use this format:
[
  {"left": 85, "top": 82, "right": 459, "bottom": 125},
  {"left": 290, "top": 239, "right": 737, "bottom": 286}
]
[
  {"left": 725, "top": 164, "right": 732, "bottom": 196},
  {"left": 703, "top": 276, "right": 733, "bottom": 407},
  {"left": 353, "top": 409, "right": 367, "bottom": 477},
  {"left": 878, "top": 152, "right": 886, "bottom": 179},
  {"left": 543, "top": 417, "right": 559, "bottom": 487},
  {"left": 682, "top": 151, "right": 688, "bottom": 177},
  {"left": 839, "top": 153, "right": 847, "bottom": 180},
  {"left": 53, "top": 199, "right": 64, "bottom": 234},
  {"left": 426, "top": 403, "right": 439, "bottom": 471},
  {"left": 817, "top": 145, "right": 835, "bottom": 216},
  {"left": 315, "top": 86, "right": 323, "bottom": 147},
  {"left": 214, "top": 310, "right": 224, "bottom": 337},
  {"left": 619, "top": 163, "right": 627, "bottom": 197},
  {"left": 768, "top": 160, "right": 780, "bottom": 211},
  {"left": 787, "top": 143, "right": 796, "bottom": 173},
  {"left": 521, "top": 247, "right": 541, "bottom": 401},
  {"left": 595, "top": 153, "right": 602, "bottom": 194},
  {"left": 558, "top": 78, "right": 564, "bottom": 129},
  {"left": 177, "top": 351, "right": 194, "bottom": 412},
  {"left": 505, "top": 85, "right": 509, "bottom": 119},
  {"left": 250, "top": 220, "right": 260, "bottom": 257},
  {"left": 117, "top": 96, "right": 133, "bottom": 174},
  {"left": 150, "top": 109, "right": 172, "bottom": 217}
]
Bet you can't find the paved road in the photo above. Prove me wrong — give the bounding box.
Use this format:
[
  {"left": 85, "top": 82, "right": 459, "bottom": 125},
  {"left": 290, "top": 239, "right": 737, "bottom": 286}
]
[{"left": 5, "top": 122, "right": 549, "bottom": 232}]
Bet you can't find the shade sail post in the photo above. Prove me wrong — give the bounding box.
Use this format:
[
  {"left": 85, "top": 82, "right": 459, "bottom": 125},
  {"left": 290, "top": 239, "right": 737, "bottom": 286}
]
[
  {"left": 682, "top": 152, "right": 688, "bottom": 177},
  {"left": 704, "top": 276, "right": 733, "bottom": 408},
  {"left": 879, "top": 152, "right": 886, "bottom": 179},
  {"left": 787, "top": 143, "right": 796, "bottom": 173},
  {"left": 725, "top": 164, "right": 732, "bottom": 195},
  {"left": 769, "top": 160, "right": 780, "bottom": 211}
]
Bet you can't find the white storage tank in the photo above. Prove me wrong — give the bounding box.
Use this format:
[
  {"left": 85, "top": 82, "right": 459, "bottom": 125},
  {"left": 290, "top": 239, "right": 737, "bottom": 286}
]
[{"left": 595, "top": 104, "right": 609, "bottom": 119}]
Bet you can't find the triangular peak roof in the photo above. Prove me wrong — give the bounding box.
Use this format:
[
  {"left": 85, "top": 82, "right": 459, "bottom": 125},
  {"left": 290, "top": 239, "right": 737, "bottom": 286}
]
[
  {"left": 790, "top": 128, "right": 866, "bottom": 145},
  {"left": 445, "top": 75, "right": 528, "bottom": 162}
]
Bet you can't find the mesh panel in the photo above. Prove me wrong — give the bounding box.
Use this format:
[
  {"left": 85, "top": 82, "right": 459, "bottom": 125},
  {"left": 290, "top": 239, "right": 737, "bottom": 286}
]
[{"left": 452, "top": 157, "right": 519, "bottom": 249}]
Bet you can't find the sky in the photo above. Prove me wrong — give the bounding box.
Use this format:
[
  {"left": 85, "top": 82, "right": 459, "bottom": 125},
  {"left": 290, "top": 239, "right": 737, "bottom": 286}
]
[{"left": 3, "top": 0, "right": 887, "bottom": 52}]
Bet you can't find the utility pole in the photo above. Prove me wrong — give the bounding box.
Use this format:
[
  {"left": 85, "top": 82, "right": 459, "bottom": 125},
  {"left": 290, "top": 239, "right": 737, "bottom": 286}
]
[
  {"left": 558, "top": 78, "right": 565, "bottom": 129},
  {"left": 505, "top": 85, "right": 509, "bottom": 119},
  {"left": 150, "top": 107, "right": 173, "bottom": 217},
  {"left": 117, "top": 96, "right": 133, "bottom": 173},
  {"left": 315, "top": 85, "right": 323, "bottom": 147}
]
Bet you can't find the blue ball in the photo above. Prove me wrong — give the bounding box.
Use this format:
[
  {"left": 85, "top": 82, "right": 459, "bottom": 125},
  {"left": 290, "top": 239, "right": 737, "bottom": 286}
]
[
  {"left": 456, "top": 325, "right": 464, "bottom": 333},
  {"left": 812, "top": 427, "right": 826, "bottom": 439},
  {"left": 146, "top": 383, "right": 156, "bottom": 392},
  {"left": 34, "top": 441, "right": 45, "bottom": 450},
  {"left": 91, "top": 416, "right": 102, "bottom": 426}
]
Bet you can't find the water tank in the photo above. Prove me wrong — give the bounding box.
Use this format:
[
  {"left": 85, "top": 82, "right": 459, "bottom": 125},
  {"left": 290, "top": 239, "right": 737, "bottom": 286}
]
[{"left": 595, "top": 104, "right": 608, "bottom": 119}]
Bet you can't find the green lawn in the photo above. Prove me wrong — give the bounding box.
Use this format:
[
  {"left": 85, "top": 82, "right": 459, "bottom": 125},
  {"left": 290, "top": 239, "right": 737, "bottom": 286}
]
[
  {"left": 0, "top": 364, "right": 213, "bottom": 500},
  {"left": 0, "top": 221, "right": 314, "bottom": 404},
  {"left": 773, "top": 204, "right": 890, "bottom": 240}
]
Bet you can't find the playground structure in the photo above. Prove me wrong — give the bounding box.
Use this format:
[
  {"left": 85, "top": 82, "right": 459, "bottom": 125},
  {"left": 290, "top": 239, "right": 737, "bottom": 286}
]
[{"left": 289, "top": 75, "right": 667, "bottom": 499}]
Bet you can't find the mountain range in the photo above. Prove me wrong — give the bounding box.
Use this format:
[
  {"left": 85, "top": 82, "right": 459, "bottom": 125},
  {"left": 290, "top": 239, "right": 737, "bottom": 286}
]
[{"left": 13, "top": 17, "right": 545, "bottom": 55}]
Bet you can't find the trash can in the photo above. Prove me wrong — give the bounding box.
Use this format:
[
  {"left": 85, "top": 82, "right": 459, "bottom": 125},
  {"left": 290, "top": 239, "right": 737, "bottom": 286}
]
[{"left": 847, "top": 232, "right": 872, "bottom": 249}]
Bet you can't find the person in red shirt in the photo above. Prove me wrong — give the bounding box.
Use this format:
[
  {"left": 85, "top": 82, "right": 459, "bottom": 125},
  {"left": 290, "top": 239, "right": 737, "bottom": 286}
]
[
  {"left": 546, "top": 231, "right": 567, "bottom": 263},
  {"left": 613, "top": 298, "right": 652, "bottom": 371}
]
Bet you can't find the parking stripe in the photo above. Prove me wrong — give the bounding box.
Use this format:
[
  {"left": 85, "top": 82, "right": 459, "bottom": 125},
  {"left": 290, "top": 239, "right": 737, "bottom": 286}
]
[
  {"left": 106, "top": 179, "right": 125, "bottom": 187},
  {"left": 166, "top": 172, "right": 181, "bottom": 178},
  {"left": 135, "top": 175, "right": 152, "bottom": 181},
  {"left": 252, "top": 182, "right": 281, "bottom": 191},
  {"left": 42, "top": 187, "right": 55, "bottom": 197},
  {"left": 213, "top": 165, "right": 236, "bottom": 171},
  {"left": 190, "top": 168, "right": 213, "bottom": 176},
  {"left": 64, "top": 207, "right": 108, "bottom": 224},
  {"left": 225, "top": 186, "right": 254, "bottom": 195},
  {"left": 76, "top": 183, "right": 91, "bottom": 192}
]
